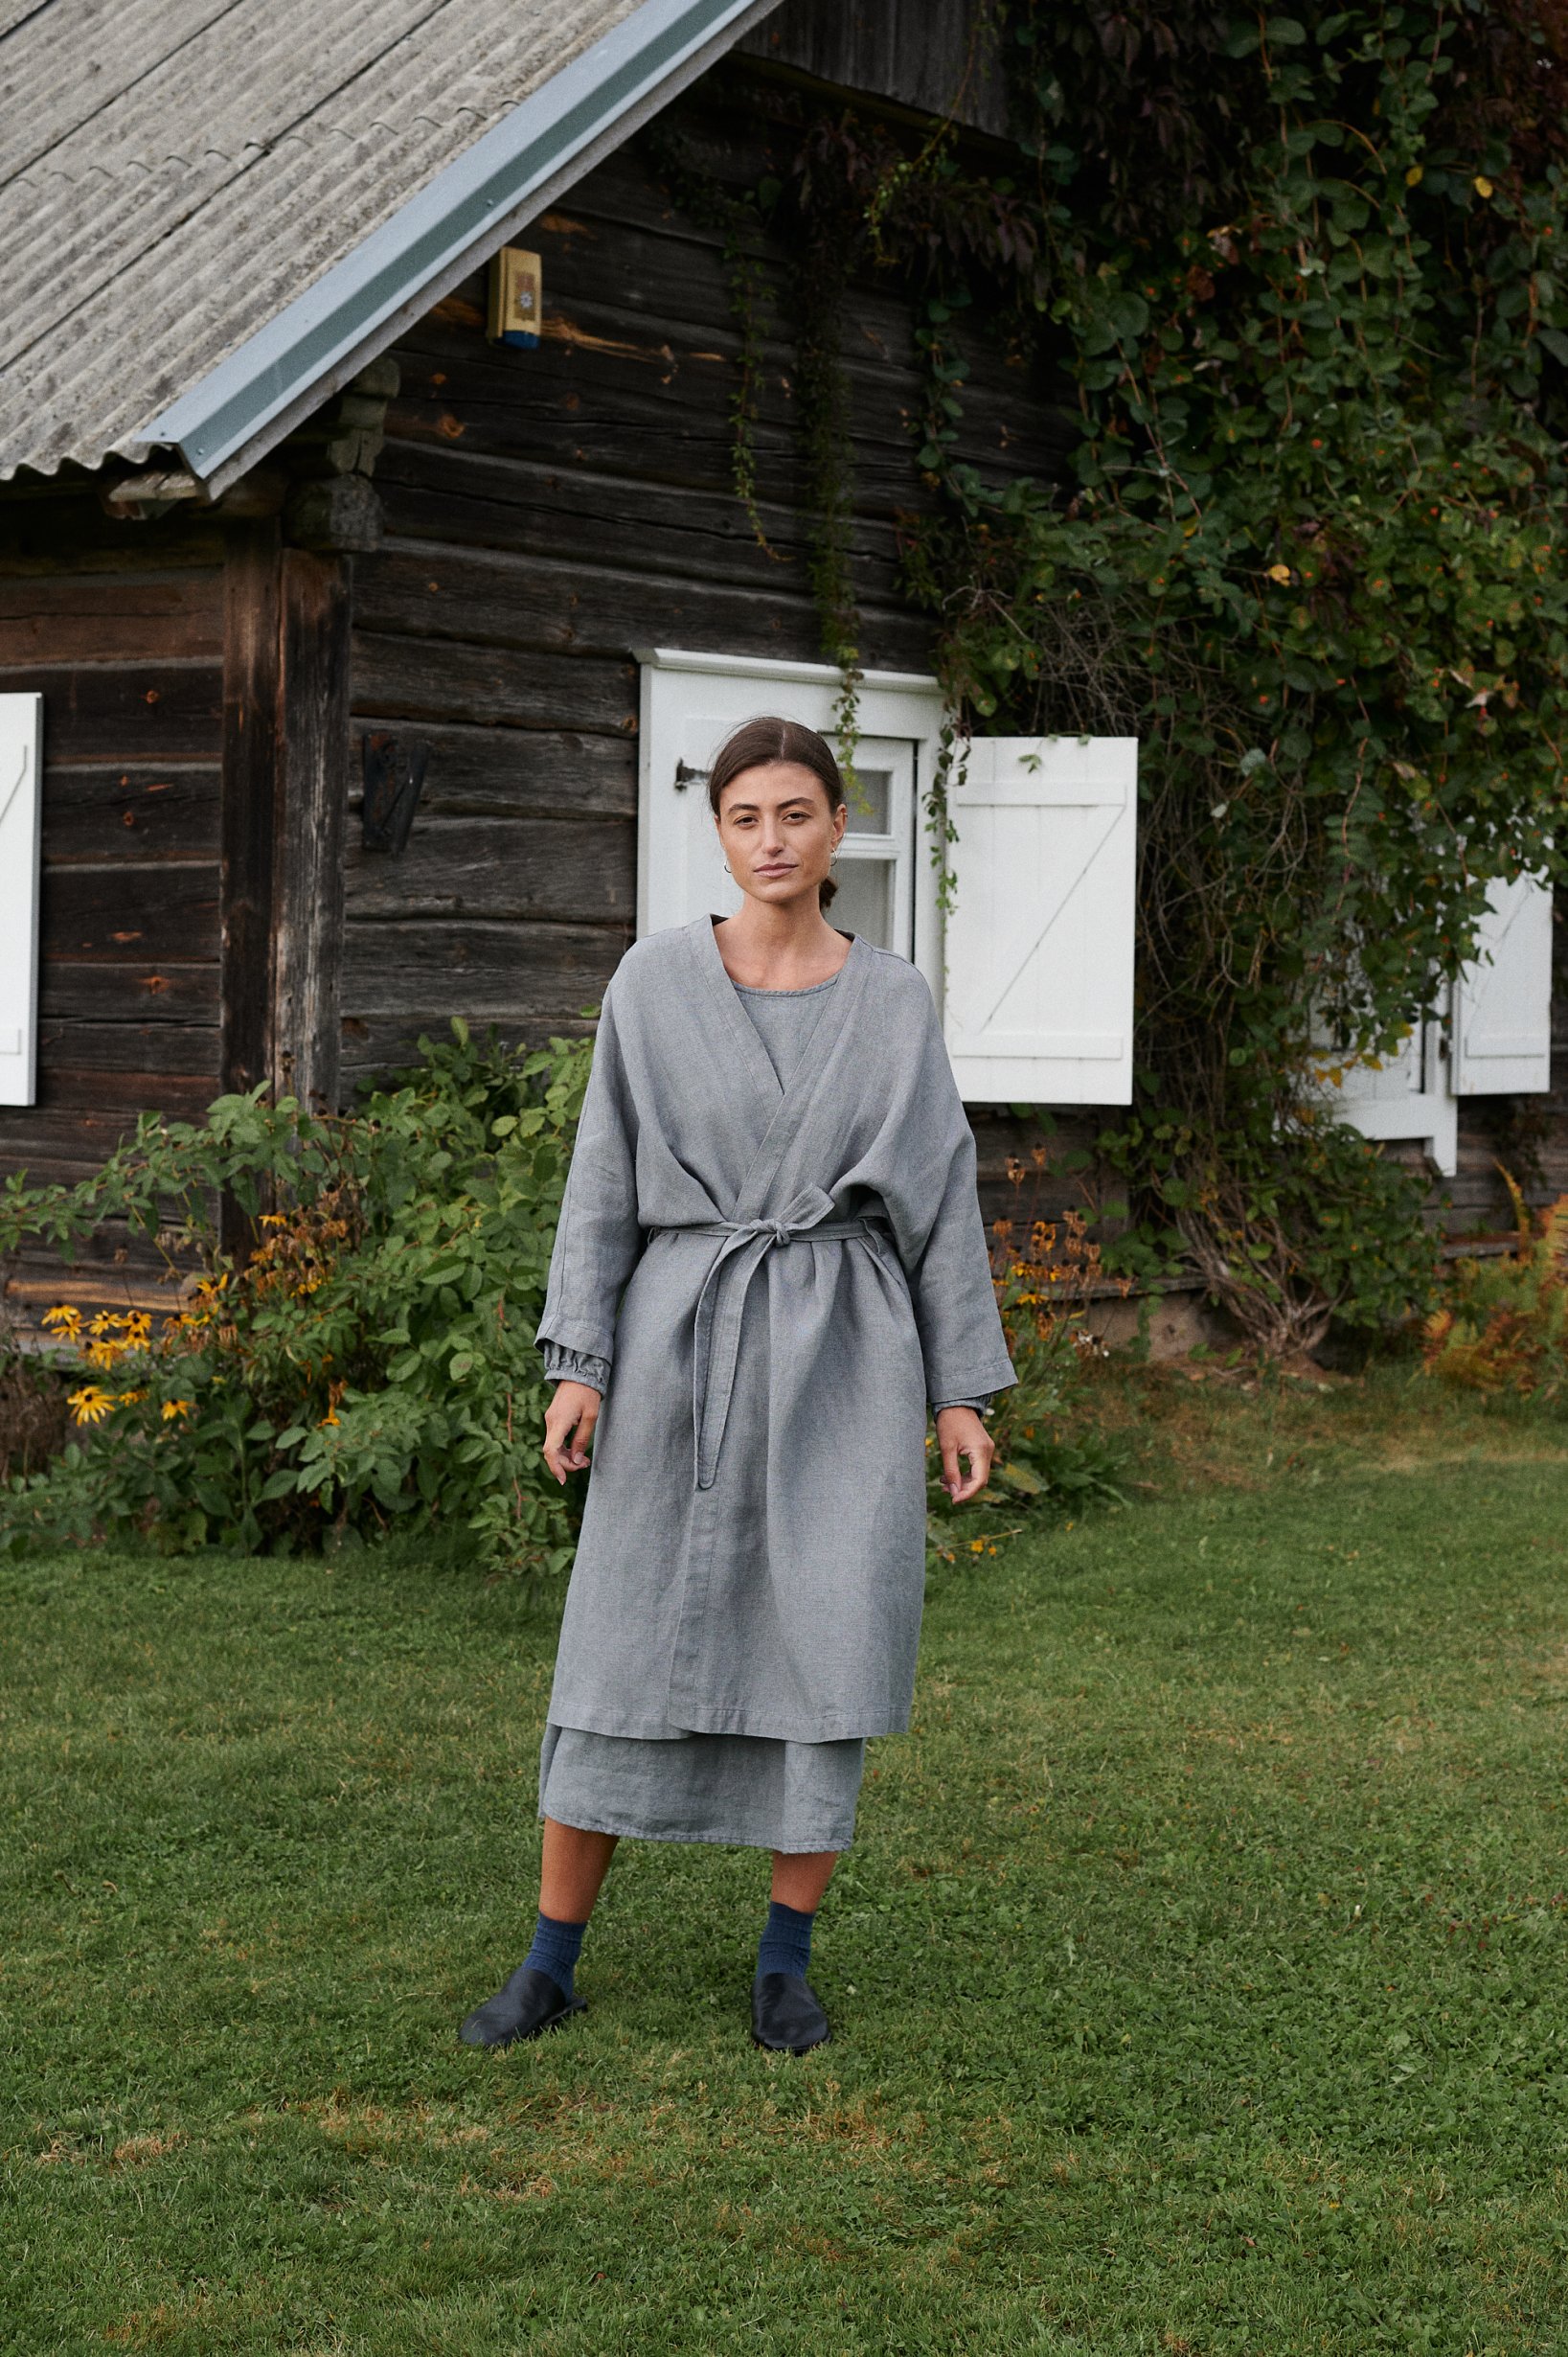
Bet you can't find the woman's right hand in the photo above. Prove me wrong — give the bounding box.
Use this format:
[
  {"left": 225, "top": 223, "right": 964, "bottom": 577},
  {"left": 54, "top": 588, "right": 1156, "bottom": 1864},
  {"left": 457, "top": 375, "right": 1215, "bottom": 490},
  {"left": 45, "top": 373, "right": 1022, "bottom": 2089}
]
[{"left": 543, "top": 1380, "right": 602, "bottom": 1484}]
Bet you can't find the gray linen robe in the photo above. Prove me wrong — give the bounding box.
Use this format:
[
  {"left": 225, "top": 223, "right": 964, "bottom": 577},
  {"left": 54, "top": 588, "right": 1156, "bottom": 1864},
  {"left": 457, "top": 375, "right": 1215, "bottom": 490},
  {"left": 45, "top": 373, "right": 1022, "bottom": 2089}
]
[{"left": 537, "top": 915, "right": 1015, "bottom": 1744}]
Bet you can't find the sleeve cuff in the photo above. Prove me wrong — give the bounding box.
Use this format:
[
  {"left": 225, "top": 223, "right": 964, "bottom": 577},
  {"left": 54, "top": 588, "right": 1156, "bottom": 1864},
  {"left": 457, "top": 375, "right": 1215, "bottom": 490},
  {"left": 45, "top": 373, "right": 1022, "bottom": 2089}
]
[{"left": 542, "top": 1342, "right": 611, "bottom": 1393}]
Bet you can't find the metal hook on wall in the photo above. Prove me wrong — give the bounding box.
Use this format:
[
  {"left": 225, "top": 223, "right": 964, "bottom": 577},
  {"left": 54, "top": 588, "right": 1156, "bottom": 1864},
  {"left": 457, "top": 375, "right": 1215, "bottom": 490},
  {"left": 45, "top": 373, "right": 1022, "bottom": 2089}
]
[{"left": 361, "top": 733, "right": 429, "bottom": 855}]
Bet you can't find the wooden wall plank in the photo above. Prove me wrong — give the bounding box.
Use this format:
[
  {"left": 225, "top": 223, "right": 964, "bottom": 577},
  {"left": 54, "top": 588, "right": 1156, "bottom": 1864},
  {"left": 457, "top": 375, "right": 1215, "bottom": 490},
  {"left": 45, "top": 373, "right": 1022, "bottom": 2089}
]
[
  {"left": 40, "top": 961, "right": 220, "bottom": 1023},
  {"left": 34, "top": 1018, "right": 219, "bottom": 1077},
  {"left": 31, "top": 1064, "right": 217, "bottom": 1116},
  {"left": 0, "top": 493, "right": 226, "bottom": 576},
  {"left": 0, "top": 1103, "right": 204, "bottom": 1178},
  {"left": 343, "top": 918, "right": 625, "bottom": 1023},
  {"left": 42, "top": 864, "right": 221, "bottom": 962},
  {"left": 0, "top": 572, "right": 225, "bottom": 664},
  {"left": 0, "top": 661, "right": 224, "bottom": 761},
  {"left": 347, "top": 815, "right": 635, "bottom": 927},
  {"left": 352, "top": 540, "right": 930, "bottom": 674},
  {"left": 352, "top": 633, "right": 638, "bottom": 733},
  {"left": 375, "top": 444, "right": 906, "bottom": 606},
  {"left": 43, "top": 764, "right": 222, "bottom": 862},
  {"left": 351, "top": 720, "right": 635, "bottom": 820}
]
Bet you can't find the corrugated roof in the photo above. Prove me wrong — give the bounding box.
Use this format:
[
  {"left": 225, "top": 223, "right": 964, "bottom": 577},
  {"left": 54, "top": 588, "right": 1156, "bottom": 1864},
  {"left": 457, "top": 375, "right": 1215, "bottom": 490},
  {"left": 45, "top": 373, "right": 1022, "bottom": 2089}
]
[{"left": 0, "top": 0, "right": 778, "bottom": 483}]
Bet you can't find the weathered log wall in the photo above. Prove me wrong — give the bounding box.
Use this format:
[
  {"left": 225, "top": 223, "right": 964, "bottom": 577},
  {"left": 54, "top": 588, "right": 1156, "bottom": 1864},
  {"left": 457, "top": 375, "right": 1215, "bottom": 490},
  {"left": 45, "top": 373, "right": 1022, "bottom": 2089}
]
[
  {"left": 0, "top": 494, "right": 226, "bottom": 1313},
  {"left": 343, "top": 110, "right": 1074, "bottom": 1095},
  {"left": 0, "top": 515, "right": 227, "bottom": 1153}
]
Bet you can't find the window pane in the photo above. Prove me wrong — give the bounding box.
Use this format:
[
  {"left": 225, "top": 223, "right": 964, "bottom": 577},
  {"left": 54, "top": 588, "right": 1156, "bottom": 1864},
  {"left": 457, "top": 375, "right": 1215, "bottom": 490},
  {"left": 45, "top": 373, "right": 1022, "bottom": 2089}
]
[
  {"left": 831, "top": 857, "right": 894, "bottom": 950},
  {"left": 842, "top": 767, "right": 891, "bottom": 834}
]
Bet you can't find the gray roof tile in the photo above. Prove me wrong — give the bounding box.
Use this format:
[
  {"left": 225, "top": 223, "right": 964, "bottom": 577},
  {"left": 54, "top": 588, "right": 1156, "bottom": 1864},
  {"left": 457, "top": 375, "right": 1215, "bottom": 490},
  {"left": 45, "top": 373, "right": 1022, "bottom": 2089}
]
[{"left": 0, "top": 0, "right": 648, "bottom": 478}]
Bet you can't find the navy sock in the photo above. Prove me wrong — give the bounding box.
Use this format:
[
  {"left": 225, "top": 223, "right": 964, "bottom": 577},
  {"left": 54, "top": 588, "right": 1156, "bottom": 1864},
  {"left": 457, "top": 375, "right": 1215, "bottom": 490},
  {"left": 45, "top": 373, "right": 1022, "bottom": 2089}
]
[
  {"left": 756, "top": 1898, "right": 815, "bottom": 1981},
  {"left": 523, "top": 1910, "right": 586, "bottom": 1999}
]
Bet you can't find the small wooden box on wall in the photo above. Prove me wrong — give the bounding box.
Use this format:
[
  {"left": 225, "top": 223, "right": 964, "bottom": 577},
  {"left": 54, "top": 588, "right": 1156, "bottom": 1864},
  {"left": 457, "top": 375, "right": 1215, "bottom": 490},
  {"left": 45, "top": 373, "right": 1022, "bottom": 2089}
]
[{"left": 487, "top": 247, "right": 541, "bottom": 349}]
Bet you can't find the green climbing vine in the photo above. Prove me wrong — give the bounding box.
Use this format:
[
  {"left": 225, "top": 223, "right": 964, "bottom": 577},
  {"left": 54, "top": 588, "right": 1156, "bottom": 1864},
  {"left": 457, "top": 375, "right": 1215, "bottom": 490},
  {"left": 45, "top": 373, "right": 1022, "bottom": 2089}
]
[{"left": 659, "top": 8, "right": 1568, "bottom": 1352}]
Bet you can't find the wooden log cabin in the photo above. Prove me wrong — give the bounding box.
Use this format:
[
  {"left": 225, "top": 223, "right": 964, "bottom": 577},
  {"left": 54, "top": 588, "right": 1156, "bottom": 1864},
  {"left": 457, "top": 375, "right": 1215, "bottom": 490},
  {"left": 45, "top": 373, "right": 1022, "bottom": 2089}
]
[{"left": 0, "top": 0, "right": 1561, "bottom": 1339}]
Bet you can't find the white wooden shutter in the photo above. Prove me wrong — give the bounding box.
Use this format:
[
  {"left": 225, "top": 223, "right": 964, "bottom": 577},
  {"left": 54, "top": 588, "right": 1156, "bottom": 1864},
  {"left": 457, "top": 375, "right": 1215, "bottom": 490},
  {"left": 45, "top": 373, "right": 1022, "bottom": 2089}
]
[
  {"left": 1452, "top": 872, "right": 1555, "bottom": 1095},
  {"left": 944, "top": 735, "right": 1137, "bottom": 1105},
  {"left": 0, "top": 693, "right": 42, "bottom": 1108},
  {"left": 639, "top": 698, "right": 742, "bottom": 937}
]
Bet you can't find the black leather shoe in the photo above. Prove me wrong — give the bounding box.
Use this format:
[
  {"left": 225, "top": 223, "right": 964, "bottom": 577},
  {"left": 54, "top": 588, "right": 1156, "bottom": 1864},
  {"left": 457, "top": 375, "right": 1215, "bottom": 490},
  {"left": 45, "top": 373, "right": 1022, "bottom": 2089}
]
[
  {"left": 752, "top": 1971, "right": 830, "bottom": 2054},
  {"left": 459, "top": 1964, "right": 585, "bottom": 2050}
]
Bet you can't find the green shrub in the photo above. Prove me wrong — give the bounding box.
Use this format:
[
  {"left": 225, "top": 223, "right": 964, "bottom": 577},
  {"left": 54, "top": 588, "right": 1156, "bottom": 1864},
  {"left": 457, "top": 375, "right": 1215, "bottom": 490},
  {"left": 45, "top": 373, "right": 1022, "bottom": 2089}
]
[
  {"left": 926, "top": 1205, "right": 1126, "bottom": 1567},
  {"left": 3, "top": 1021, "right": 1130, "bottom": 1578},
  {"left": 0, "top": 1023, "right": 592, "bottom": 1575},
  {"left": 1421, "top": 1177, "right": 1568, "bottom": 1406}
]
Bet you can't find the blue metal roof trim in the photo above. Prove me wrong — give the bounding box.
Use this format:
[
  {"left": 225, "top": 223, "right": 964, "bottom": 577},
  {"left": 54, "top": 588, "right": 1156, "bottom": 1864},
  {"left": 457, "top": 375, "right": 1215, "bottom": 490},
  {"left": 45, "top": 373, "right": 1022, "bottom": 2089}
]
[{"left": 147, "top": 0, "right": 777, "bottom": 486}]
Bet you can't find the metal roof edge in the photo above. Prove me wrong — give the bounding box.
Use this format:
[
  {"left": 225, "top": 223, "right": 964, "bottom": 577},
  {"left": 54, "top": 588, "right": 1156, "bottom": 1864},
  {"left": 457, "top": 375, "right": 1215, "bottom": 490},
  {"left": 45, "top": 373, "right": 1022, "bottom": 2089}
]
[{"left": 140, "top": 0, "right": 782, "bottom": 492}]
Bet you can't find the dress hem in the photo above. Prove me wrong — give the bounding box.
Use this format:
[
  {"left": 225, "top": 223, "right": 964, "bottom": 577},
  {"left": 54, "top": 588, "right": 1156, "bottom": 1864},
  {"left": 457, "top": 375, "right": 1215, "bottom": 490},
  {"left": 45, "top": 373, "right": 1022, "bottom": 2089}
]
[
  {"left": 535, "top": 1800, "right": 854, "bottom": 1854},
  {"left": 547, "top": 1700, "right": 910, "bottom": 1743}
]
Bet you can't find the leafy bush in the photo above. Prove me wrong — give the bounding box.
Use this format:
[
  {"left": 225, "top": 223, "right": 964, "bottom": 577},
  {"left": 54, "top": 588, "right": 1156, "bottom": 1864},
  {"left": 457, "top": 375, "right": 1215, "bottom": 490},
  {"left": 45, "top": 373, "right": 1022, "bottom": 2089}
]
[
  {"left": 0, "top": 1023, "right": 592, "bottom": 1574},
  {"left": 4, "top": 1023, "right": 1132, "bottom": 1577},
  {"left": 1421, "top": 1177, "right": 1568, "bottom": 1405},
  {"left": 1100, "top": 1107, "right": 1444, "bottom": 1361},
  {"left": 927, "top": 1190, "right": 1126, "bottom": 1567}
]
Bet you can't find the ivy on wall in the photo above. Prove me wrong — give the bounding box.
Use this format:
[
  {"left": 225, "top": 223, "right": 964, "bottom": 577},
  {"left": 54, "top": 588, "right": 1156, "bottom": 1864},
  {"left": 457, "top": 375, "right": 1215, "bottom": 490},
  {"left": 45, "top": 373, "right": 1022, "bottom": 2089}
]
[{"left": 657, "top": 5, "right": 1568, "bottom": 1352}]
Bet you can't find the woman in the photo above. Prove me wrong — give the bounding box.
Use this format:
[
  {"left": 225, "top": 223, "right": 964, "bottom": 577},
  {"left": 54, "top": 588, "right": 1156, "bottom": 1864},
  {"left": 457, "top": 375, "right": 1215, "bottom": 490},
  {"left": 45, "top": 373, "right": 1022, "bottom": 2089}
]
[{"left": 460, "top": 717, "right": 1014, "bottom": 2057}]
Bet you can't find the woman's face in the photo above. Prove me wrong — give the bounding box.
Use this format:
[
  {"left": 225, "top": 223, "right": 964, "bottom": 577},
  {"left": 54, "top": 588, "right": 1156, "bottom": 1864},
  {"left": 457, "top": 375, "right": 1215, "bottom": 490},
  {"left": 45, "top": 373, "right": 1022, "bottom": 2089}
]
[{"left": 715, "top": 761, "right": 847, "bottom": 911}]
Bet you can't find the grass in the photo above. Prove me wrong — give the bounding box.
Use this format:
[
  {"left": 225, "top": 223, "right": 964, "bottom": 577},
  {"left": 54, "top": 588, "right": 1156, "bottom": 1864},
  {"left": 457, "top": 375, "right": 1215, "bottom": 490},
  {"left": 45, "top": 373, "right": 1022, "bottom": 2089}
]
[{"left": 5, "top": 1370, "right": 1568, "bottom": 2353}]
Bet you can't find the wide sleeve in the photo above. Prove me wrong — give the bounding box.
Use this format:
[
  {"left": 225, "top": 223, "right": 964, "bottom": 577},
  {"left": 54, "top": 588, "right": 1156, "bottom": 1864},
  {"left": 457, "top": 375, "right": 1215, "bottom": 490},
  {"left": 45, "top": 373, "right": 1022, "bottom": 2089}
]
[
  {"left": 881, "top": 989, "right": 1016, "bottom": 1410},
  {"left": 534, "top": 982, "right": 644, "bottom": 1370}
]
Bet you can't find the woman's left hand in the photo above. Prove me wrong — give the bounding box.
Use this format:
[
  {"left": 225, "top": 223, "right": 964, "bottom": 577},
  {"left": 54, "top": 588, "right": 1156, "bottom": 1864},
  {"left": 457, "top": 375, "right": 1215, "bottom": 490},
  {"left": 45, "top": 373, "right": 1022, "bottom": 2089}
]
[{"left": 935, "top": 1406, "right": 994, "bottom": 1505}]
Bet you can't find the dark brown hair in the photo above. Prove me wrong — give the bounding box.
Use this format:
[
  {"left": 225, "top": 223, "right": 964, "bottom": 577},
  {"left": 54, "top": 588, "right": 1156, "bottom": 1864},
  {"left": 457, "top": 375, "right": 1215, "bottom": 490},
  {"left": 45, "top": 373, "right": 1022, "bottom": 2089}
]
[{"left": 705, "top": 716, "right": 847, "bottom": 907}]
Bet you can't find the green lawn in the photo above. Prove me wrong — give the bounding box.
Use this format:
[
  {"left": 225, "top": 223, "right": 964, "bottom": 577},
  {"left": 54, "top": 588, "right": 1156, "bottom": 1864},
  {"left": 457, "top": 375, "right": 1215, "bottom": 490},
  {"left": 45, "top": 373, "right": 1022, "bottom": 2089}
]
[{"left": 6, "top": 1384, "right": 1568, "bottom": 2353}]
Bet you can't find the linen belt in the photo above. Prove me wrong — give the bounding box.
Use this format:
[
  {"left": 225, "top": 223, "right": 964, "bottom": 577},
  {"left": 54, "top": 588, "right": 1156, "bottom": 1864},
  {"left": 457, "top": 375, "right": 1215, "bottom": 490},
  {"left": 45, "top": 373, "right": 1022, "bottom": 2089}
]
[{"left": 654, "top": 1185, "right": 889, "bottom": 1491}]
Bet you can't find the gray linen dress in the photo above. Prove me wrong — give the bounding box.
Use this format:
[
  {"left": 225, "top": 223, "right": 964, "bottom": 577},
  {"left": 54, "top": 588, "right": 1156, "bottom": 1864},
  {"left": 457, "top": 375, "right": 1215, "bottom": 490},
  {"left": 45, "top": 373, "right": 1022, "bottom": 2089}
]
[
  {"left": 533, "top": 917, "right": 1015, "bottom": 1847},
  {"left": 538, "top": 971, "right": 994, "bottom": 1852}
]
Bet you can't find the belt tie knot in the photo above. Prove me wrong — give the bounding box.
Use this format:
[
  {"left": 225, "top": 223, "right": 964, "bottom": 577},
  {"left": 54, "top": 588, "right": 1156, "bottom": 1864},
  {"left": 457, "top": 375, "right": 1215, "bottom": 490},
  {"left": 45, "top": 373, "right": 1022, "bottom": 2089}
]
[{"left": 659, "top": 1187, "right": 890, "bottom": 1489}]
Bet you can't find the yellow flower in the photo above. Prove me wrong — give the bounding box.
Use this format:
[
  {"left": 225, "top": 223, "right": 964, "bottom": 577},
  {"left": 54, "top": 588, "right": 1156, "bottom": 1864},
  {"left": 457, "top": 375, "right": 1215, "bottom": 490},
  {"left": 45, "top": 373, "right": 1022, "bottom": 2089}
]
[
  {"left": 67, "top": 1386, "right": 116, "bottom": 1427},
  {"left": 1267, "top": 562, "right": 1293, "bottom": 584},
  {"left": 162, "top": 1399, "right": 193, "bottom": 1422},
  {"left": 317, "top": 1409, "right": 340, "bottom": 1428},
  {"left": 116, "top": 1388, "right": 146, "bottom": 1407},
  {"left": 43, "top": 1305, "right": 81, "bottom": 1338},
  {"left": 1474, "top": 175, "right": 1493, "bottom": 199}
]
